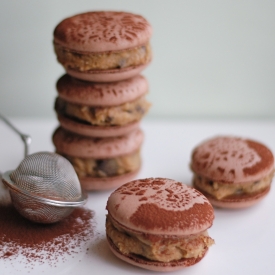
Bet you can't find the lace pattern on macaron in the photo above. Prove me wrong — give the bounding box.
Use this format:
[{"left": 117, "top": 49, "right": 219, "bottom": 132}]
[
  {"left": 108, "top": 178, "right": 214, "bottom": 234},
  {"left": 115, "top": 178, "right": 209, "bottom": 211},
  {"left": 54, "top": 12, "right": 152, "bottom": 52},
  {"left": 192, "top": 136, "right": 274, "bottom": 182}
]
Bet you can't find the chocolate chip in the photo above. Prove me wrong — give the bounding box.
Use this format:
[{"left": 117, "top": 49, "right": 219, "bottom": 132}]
[
  {"left": 118, "top": 58, "right": 127, "bottom": 68},
  {"left": 139, "top": 45, "right": 147, "bottom": 54},
  {"left": 105, "top": 116, "right": 113, "bottom": 123},
  {"left": 97, "top": 159, "right": 118, "bottom": 176},
  {"left": 208, "top": 181, "right": 213, "bottom": 186},
  {"left": 135, "top": 105, "right": 145, "bottom": 114},
  {"left": 89, "top": 107, "right": 96, "bottom": 117},
  {"left": 235, "top": 189, "right": 243, "bottom": 194}
]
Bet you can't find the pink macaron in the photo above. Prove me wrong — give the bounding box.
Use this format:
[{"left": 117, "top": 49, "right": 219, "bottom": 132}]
[
  {"left": 106, "top": 178, "right": 215, "bottom": 271},
  {"left": 54, "top": 74, "right": 151, "bottom": 137},
  {"left": 53, "top": 11, "right": 152, "bottom": 82},
  {"left": 52, "top": 127, "right": 144, "bottom": 191},
  {"left": 191, "top": 136, "right": 274, "bottom": 208}
]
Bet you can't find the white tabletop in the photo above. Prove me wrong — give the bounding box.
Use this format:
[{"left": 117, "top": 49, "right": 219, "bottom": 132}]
[{"left": 0, "top": 118, "right": 275, "bottom": 275}]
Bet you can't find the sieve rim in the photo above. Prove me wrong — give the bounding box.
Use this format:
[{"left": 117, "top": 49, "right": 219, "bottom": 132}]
[{"left": 2, "top": 170, "right": 87, "bottom": 207}]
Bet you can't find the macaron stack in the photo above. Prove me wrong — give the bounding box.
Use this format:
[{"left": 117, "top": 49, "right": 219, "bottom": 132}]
[{"left": 52, "top": 11, "right": 153, "bottom": 191}]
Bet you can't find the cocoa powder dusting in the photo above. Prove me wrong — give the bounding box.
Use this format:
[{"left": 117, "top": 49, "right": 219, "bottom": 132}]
[
  {"left": 243, "top": 139, "right": 274, "bottom": 175},
  {"left": 0, "top": 204, "right": 95, "bottom": 266},
  {"left": 130, "top": 203, "right": 214, "bottom": 232}
]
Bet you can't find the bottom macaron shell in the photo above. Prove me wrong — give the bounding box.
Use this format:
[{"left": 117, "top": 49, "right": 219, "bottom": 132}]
[
  {"left": 107, "top": 236, "right": 207, "bottom": 272},
  {"left": 79, "top": 168, "right": 140, "bottom": 191},
  {"left": 194, "top": 183, "right": 270, "bottom": 209},
  {"left": 57, "top": 113, "right": 140, "bottom": 138},
  {"left": 66, "top": 63, "right": 149, "bottom": 82}
]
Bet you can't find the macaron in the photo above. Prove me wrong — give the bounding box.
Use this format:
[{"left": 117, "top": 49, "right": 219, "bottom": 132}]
[
  {"left": 191, "top": 136, "right": 274, "bottom": 208},
  {"left": 55, "top": 74, "right": 151, "bottom": 137},
  {"left": 52, "top": 127, "right": 143, "bottom": 191},
  {"left": 53, "top": 11, "right": 152, "bottom": 82},
  {"left": 106, "top": 178, "right": 215, "bottom": 271}
]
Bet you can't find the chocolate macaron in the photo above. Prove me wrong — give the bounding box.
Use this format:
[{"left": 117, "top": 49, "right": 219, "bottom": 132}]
[
  {"left": 191, "top": 136, "right": 274, "bottom": 208},
  {"left": 55, "top": 74, "right": 151, "bottom": 137},
  {"left": 52, "top": 127, "right": 144, "bottom": 190},
  {"left": 53, "top": 11, "right": 152, "bottom": 82},
  {"left": 106, "top": 178, "right": 214, "bottom": 271}
]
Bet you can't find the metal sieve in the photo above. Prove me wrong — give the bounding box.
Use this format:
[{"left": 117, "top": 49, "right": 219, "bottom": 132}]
[{"left": 1, "top": 114, "right": 87, "bottom": 223}]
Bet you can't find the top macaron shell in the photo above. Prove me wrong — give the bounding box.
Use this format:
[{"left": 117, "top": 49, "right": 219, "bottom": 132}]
[
  {"left": 106, "top": 178, "right": 214, "bottom": 236},
  {"left": 56, "top": 74, "right": 148, "bottom": 106},
  {"left": 53, "top": 11, "right": 152, "bottom": 53},
  {"left": 191, "top": 136, "right": 274, "bottom": 183}
]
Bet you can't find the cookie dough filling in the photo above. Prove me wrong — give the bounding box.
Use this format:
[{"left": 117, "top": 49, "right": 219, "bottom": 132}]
[
  {"left": 106, "top": 215, "right": 214, "bottom": 263},
  {"left": 55, "top": 96, "right": 151, "bottom": 126},
  {"left": 193, "top": 171, "right": 274, "bottom": 200},
  {"left": 54, "top": 43, "right": 152, "bottom": 72},
  {"left": 59, "top": 150, "right": 140, "bottom": 178}
]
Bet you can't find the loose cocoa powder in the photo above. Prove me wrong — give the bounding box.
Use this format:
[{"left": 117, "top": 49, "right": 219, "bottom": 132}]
[{"left": 0, "top": 203, "right": 95, "bottom": 267}]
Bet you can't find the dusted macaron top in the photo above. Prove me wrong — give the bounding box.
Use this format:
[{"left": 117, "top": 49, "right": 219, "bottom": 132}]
[
  {"left": 56, "top": 74, "right": 148, "bottom": 106},
  {"left": 106, "top": 178, "right": 214, "bottom": 236},
  {"left": 191, "top": 136, "right": 274, "bottom": 184},
  {"left": 53, "top": 127, "right": 143, "bottom": 158},
  {"left": 53, "top": 11, "right": 152, "bottom": 52}
]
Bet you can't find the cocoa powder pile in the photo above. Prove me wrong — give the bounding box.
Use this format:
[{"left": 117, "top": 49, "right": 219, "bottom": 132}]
[{"left": 0, "top": 203, "right": 95, "bottom": 267}]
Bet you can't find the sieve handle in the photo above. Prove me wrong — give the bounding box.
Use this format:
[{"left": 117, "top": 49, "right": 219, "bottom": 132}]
[{"left": 0, "top": 113, "right": 32, "bottom": 158}]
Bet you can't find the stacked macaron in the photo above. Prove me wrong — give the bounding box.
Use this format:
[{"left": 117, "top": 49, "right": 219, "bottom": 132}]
[{"left": 52, "top": 11, "right": 152, "bottom": 191}]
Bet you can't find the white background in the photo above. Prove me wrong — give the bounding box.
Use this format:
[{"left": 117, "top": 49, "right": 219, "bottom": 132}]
[
  {"left": 0, "top": 0, "right": 275, "bottom": 119},
  {"left": 1, "top": 118, "right": 275, "bottom": 274}
]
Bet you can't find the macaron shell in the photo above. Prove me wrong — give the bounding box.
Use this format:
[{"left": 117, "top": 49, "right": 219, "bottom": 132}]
[
  {"left": 66, "top": 63, "right": 150, "bottom": 83},
  {"left": 79, "top": 168, "right": 140, "bottom": 191},
  {"left": 191, "top": 136, "right": 274, "bottom": 184},
  {"left": 107, "top": 178, "right": 214, "bottom": 236},
  {"left": 194, "top": 182, "right": 271, "bottom": 209},
  {"left": 56, "top": 74, "right": 149, "bottom": 106},
  {"left": 107, "top": 235, "right": 207, "bottom": 272},
  {"left": 57, "top": 113, "right": 140, "bottom": 138},
  {"left": 53, "top": 11, "right": 152, "bottom": 53},
  {"left": 52, "top": 127, "right": 144, "bottom": 158}
]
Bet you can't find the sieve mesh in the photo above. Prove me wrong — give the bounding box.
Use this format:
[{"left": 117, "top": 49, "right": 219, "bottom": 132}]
[
  {"left": 10, "top": 190, "right": 74, "bottom": 224},
  {"left": 10, "top": 152, "right": 82, "bottom": 202}
]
